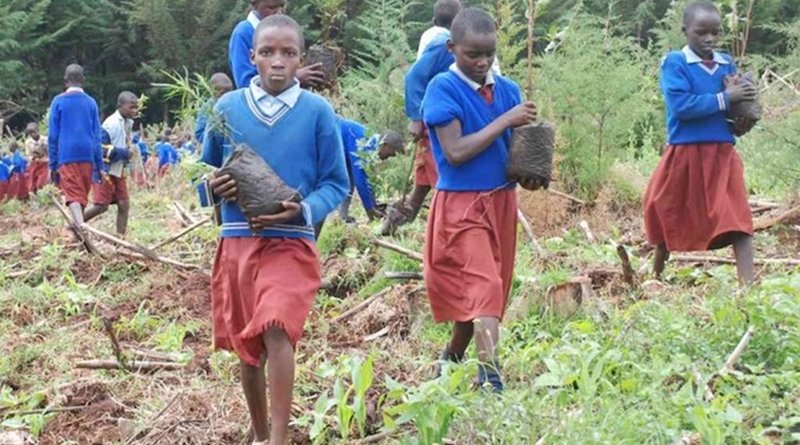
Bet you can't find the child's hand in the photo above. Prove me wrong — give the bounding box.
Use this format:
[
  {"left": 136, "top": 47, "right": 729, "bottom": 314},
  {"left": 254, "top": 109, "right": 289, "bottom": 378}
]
[
  {"left": 407, "top": 121, "right": 424, "bottom": 141},
  {"left": 297, "top": 63, "right": 326, "bottom": 89},
  {"left": 731, "top": 116, "right": 756, "bottom": 137},
  {"left": 518, "top": 176, "right": 548, "bottom": 191},
  {"left": 726, "top": 81, "right": 757, "bottom": 103},
  {"left": 208, "top": 171, "right": 237, "bottom": 202},
  {"left": 249, "top": 201, "right": 302, "bottom": 230},
  {"left": 501, "top": 102, "right": 537, "bottom": 128}
]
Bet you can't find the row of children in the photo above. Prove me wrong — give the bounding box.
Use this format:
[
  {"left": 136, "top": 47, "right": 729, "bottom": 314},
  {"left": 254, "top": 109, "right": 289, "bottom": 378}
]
[
  {"left": 200, "top": 1, "right": 760, "bottom": 443},
  {"left": 0, "top": 124, "right": 49, "bottom": 201}
]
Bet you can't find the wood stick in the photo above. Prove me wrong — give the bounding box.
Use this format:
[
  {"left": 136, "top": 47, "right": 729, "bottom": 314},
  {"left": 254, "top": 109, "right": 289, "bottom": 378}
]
[
  {"left": 578, "top": 220, "right": 595, "bottom": 243},
  {"left": 173, "top": 201, "right": 197, "bottom": 226},
  {"left": 517, "top": 209, "right": 546, "bottom": 257},
  {"left": 749, "top": 199, "right": 781, "bottom": 209},
  {"left": 384, "top": 271, "right": 423, "bottom": 280},
  {"left": 616, "top": 244, "right": 636, "bottom": 287},
  {"left": 75, "top": 359, "right": 185, "bottom": 371},
  {"left": 80, "top": 223, "right": 159, "bottom": 260},
  {"left": 124, "top": 344, "right": 181, "bottom": 363},
  {"left": 1, "top": 405, "right": 89, "bottom": 417},
  {"left": 372, "top": 238, "right": 423, "bottom": 262},
  {"left": 547, "top": 189, "right": 589, "bottom": 205},
  {"left": 364, "top": 326, "right": 390, "bottom": 342},
  {"left": 116, "top": 250, "right": 205, "bottom": 271},
  {"left": 331, "top": 288, "right": 392, "bottom": 324},
  {"left": 103, "top": 317, "right": 128, "bottom": 369},
  {"left": 49, "top": 193, "right": 98, "bottom": 254},
  {"left": 149, "top": 216, "right": 211, "bottom": 251},
  {"left": 672, "top": 254, "right": 800, "bottom": 266},
  {"left": 754, "top": 206, "right": 800, "bottom": 231},
  {"left": 123, "top": 393, "right": 182, "bottom": 445},
  {"left": 720, "top": 326, "right": 755, "bottom": 374}
]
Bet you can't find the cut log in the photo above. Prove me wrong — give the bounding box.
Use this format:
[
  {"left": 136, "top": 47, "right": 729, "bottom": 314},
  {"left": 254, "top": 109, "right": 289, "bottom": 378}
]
[
  {"left": 754, "top": 206, "right": 800, "bottom": 231},
  {"left": 75, "top": 359, "right": 185, "bottom": 371},
  {"left": 330, "top": 288, "right": 391, "bottom": 324},
  {"left": 149, "top": 216, "right": 212, "bottom": 251},
  {"left": 384, "top": 271, "right": 423, "bottom": 280},
  {"left": 372, "top": 238, "right": 423, "bottom": 262}
]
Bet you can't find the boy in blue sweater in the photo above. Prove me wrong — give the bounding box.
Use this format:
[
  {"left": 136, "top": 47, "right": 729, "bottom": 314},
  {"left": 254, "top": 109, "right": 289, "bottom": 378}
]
[
  {"left": 421, "top": 7, "right": 537, "bottom": 393},
  {"left": 229, "top": 0, "right": 325, "bottom": 89},
  {"left": 0, "top": 159, "right": 9, "bottom": 201},
  {"left": 203, "top": 15, "right": 348, "bottom": 445},
  {"left": 48, "top": 64, "right": 104, "bottom": 230},
  {"left": 7, "top": 142, "right": 29, "bottom": 201}
]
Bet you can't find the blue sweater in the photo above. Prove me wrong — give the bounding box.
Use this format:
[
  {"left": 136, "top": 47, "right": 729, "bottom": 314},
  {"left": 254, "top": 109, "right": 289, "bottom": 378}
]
[
  {"left": 0, "top": 162, "right": 8, "bottom": 182},
  {"left": 229, "top": 19, "right": 257, "bottom": 89},
  {"left": 661, "top": 46, "right": 737, "bottom": 145},
  {"left": 404, "top": 33, "right": 455, "bottom": 121},
  {"left": 48, "top": 90, "right": 103, "bottom": 173},
  {"left": 339, "top": 118, "right": 378, "bottom": 212},
  {"left": 422, "top": 70, "right": 523, "bottom": 191},
  {"left": 157, "top": 143, "right": 179, "bottom": 167},
  {"left": 195, "top": 98, "right": 216, "bottom": 144},
  {"left": 202, "top": 88, "right": 349, "bottom": 240},
  {"left": 9, "top": 152, "right": 28, "bottom": 175}
]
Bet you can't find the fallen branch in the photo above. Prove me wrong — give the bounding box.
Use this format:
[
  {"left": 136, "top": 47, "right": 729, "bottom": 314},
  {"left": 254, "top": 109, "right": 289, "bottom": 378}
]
[
  {"left": 720, "top": 326, "right": 755, "bottom": 374},
  {"left": 4, "top": 270, "right": 28, "bottom": 279},
  {"left": 124, "top": 345, "right": 181, "bottom": 363},
  {"left": 548, "top": 188, "right": 589, "bottom": 206},
  {"left": 754, "top": 206, "right": 800, "bottom": 231},
  {"left": 116, "top": 248, "right": 205, "bottom": 272},
  {"left": 103, "top": 317, "right": 128, "bottom": 370},
  {"left": 372, "top": 238, "right": 423, "bottom": 262},
  {"left": 1, "top": 405, "right": 89, "bottom": 417},
  {"left": 384, "top": 271, "right": 423, "bottom": 280},
  {"left": 517, "top": 209, "right": 546, "bottom": 257},
  {"left": 49, "top": 193, "right": 98, "bottom": 254},
  {"left": 172, "top": 201, "right": 197, "bottom": 226},
  {"left": 364, "top": 326, "right": 390, "bottom": 342},
  {"left": 331, "top": 288, "right": 392, "bottom": 324},
  {"left": 615, "top": 244, "right": 636, "bottom": 287},
  {"left": 80, "top": 223, "right": 159, "bottom": 260},
  {"left": 149, "top": 216, "right": 211, "bottom": 251},
  {"left": 749, "top": 199, "right": 781, "bottom": 210},
  {"left": 672, "top": 254, "right": 800, "bottom": 266},
  {"left": 75, "top": 359, "right": 185, "bottom": 371}
]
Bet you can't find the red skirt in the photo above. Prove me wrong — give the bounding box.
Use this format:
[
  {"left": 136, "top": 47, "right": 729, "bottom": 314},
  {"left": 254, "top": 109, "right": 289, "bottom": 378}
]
[
  {"left": 414, "top": 127, "right": 439, "bottom": 188},
  {"left": 7, "top": 174, "right": 29, "bottom": 201},
  {"left": 59, "top": 163, "right": 94, "bottom": 207},
  {"left": 0, "top": 180, "right": 7, "bottom": 201},
  {"left": 92, "top": 175, "right": 129, "bottom": 205},
  {"left": 211, "top": 237, "right": 321, "bottom": 366},
  {"left": 423, "top": 189, "right": 517, "bottom": 322},
  {"left": 644, "top": 143, "right": 753, "bottom": 251},
  {"left": 28, "top": 159, "right": 49, "bottom": 193}
]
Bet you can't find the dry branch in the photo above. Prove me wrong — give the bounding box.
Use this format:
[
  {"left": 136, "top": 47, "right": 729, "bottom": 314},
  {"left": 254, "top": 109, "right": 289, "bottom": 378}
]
[
  {"left": 517, "top": 209, "right": 546, "bottom": 257},
  {"left": 672, "top": 254, "right": 800, "bottom": 266},
  {"left": 117, "top": 248, "right": 205, "bottom": 272},
  {"left": 1, "top": 405, "right": 89, "bottom": 417},
  {"left": 754, "top": 206, "right": 800, "bottom": 231},
  {"left": 615, "top": 244, "right": 636, "bottom": 287},
  {"left": 103, "top": 317, "right": 128, "bottom": 369},
  {"left": 75, "top": 360, "right": 185, "bottom": 371},
  {"left": 548, "top": 189, "right": 589, "bottom": 205},
  {"left": 124, "top": 344, "right": 181, "bottom": 363},
  {"left": 123, "top": 393, "right": 182, "bottom": 445},
  {"left": 80, "top": 223, "right": 159, "bottom": 260},
  {"left": 364, "top": 326, "right": 390, "bottom": 342},
  {"left": 330, "top": 288, "right": 392, "bottom": 324},
  {"left": 372, "top": 238, "right": 423, "bottom": 262},
  {"left": 384, "top": 271, "right": 423, "bottom": 280},
  {"left": 720, "top": 326, "right": 755, "bottom": 374},
  {"left": 172, "top": 201, "right": 197, "bottom": 226},
  {"left": 149, "top": 216, "right": 212, "bottom": 251},
  {"left": 49, "top": 193, "right": 98, "bottom": 254}
]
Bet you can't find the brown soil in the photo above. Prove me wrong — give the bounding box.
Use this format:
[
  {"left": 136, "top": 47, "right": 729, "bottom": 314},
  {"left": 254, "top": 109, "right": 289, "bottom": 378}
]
[{"left": 40, "top": 381, "right": 130, "bottom": 445}]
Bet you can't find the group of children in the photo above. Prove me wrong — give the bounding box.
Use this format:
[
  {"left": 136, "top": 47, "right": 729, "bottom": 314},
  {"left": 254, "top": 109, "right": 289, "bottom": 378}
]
[{"left": 0, "top": 124, "right": 48, "bottom": 201}]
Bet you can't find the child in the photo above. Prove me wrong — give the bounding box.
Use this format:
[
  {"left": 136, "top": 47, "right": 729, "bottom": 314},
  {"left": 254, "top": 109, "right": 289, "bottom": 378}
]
[
  {"left": 157, "top": 134, "right": 179, "bottom": 176},
  {"left": 48, "top": 64, "right": 104, "bottom": 230},
  {"left": 201, "top": 15, "right": 348, "bottom": 444},
  {"left": 381, "top": 0, "right": 462, "bottom": 236},
  {"left": 25, "top": 123, "right": 49, "bottom": 194},
  {"left": 7, "top": 142, "right": 29, "bottom": 201},
  {"left": 644, "top": 1, "right": 757, "bottom": 285},
  {"left": 421, "top": 7, "right": 537, "bottom": 392},
  {"left": 229, "top": 0, "right": 325, "bottom": 89},
  {"left": 84, "top": 91, "right": 139, "bottom": 236},
  {"left": 196, "top": 73, "right": 233, "bottom": 144},
  {"left": 0, "top": 158, "right": 9, "bottom": 201},
  {"left": 132, "top": 131, "right": 150, "bottom": 187},
  {"left": 338, "top": 117, "right": 403, "bottom": 222}
]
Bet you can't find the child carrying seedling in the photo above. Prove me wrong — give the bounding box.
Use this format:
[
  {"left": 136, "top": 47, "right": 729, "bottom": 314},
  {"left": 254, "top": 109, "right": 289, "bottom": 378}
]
[
  {"left": 645, "top": 1, "right": 758, "bottom": 285},
  {"left": 421, "top": 7, "right": 537, "bottom": 392},
  {"left": 84, "top": 91, "right": 139, "bottom": 236},
  {"left": 201, "top": 15, "right": 348, "bottom": 445}
]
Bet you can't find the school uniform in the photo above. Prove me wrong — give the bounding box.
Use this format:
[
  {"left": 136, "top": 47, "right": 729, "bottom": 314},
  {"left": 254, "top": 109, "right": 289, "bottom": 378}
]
[
  {"left": 0, "top": 162, "right": 9, "bottom": 201},
  {"left": 132, "top": 134, "right": 150, "bottom": 187},
  {"left": 421, "top": 66, "right": 521, "bottom": 323},
  {"left": 25, "top": 136, "right": 49, "bottom": 193},
  {"left": 7, "top": 152, "right": 30, "bottom": 200},
  {"left": 338, "top": 118, "right": 380, "bottom": 216},
  {"left": 228, "top": 10, "right": 261, "bottom": 89},
  {"left": 406, "top": 33, "right": 455, "bottom": 188},
  {"left": 201, "top": 77, "right": 348, "bottom": 366},
  {"left": 48, "top": 87, "right": 103, "bottom": 207},
  {"left": 416, "top": 25, "right": 503, "bottom": 74},
  {"left": 157, "top": 142, "right": 179, "bottom": 176},
  {"left": 644, "top": 46, "right": 752, "bottom": 251},
  {"left": 94, "top": 111, "right": 133, "bottom": 205}
]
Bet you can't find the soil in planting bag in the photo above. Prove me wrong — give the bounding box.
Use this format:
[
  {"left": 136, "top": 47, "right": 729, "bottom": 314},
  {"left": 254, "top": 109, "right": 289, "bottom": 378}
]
[
  {"left": 506, "top": 121, "right": 556, "bottom": 189},
  {"left": 306, "top": 44, "right": 343, "bottom": 87},
  {"left": 217, "top": 145, "right": 301, "bottom": 221},
  {"left": 725, "top": 71, "right": 761, "bottom": 121}
]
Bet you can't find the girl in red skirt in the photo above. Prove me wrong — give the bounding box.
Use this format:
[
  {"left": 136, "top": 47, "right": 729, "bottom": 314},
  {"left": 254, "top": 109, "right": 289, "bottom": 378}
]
[
  {"left": 200, "top": 15, "right": 348, "bottom": 445},
  {"left": 421, "top": 8, "right": 538, "bottom": 392},
  {"left": 645, "top": 1, "right": 758, "bottom": 284}
]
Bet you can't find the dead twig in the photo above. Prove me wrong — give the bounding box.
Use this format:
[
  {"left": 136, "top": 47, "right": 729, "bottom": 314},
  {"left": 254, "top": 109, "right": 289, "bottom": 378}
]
[
  {"left": 672, "top": 254, "right": 800, "bottom": 266},
  {"left": 1, "top": 405, "right": 89, "bottom": 417},
  {"left": 720, "top": 326, "right": 755, "bottom": 374},
  {"left": 116, "top": 249, "right": 206, "bottom": 272},
  {"left": 364, "top": 326, "right": 391, "bottom": 342},
  {"left": 149, "top": 216, "right": 211, "bottom": 251},
  {"left": 372, "top": 238, "right": 423, "bottom": 262},
  {"left": 615, "top": 244, "right": 636, "bottom": 287},
  {"left": 124, "top": 344, "right": 181, "bottom": 363},
  {"left": 384, "top": 271, "right": 423, "bottom": 280},
  {"left": 103, "top": 317, "right": 128, "bottom": 370},
  {"left": 123, "top": 393, "right": 182, "bottom": 445},
  {"left": 331, "top": 288, "right": 392, "bottom": 324},
  {"left": 172, "top": 201, "right": 197, "bottom": 226},
  {"left": 517, "top": 209, "right": 546, "bottom": 257},
  {"left": 75, "top": 360, "right": 186, "bottom": 371},
  {"left": 80, "top": 223, "right": 159, "bottom": 260},
  {"left": 548, "top": 189, "right": 589, "bottom": 206},
  {"left": 49, "top": 193, "right": 99, "bottom": 254}
]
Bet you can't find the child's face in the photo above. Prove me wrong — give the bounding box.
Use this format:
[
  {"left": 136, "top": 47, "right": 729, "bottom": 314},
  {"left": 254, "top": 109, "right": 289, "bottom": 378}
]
[
  {"left": 251, "top": 26, "right": 302, "bottom": 95},
  {"left": 449, "top": 30, "right": 497, "bottom": 84},
  {"left": 378, "top": 143, "right": 397, "bottom": 160},
  {"left": 120, "top": 100, "right": 140, "bottom": 120},
  {"left": 254, "top": 0, "right": 285, "bottom": 18},
  {"left": 683, "top": 9, "right": 722, "bottom": 59}
]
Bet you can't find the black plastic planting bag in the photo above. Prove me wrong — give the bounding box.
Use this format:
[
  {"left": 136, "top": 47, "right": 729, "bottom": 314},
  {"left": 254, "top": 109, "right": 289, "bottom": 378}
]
[
  {"left": 725, "top": 71, "right": 761, "bottom": 121},
  {"left": 306, "top": 44, "right": 343, "bottom": 87},
  {"left": 506, "top": 121, "right": 556, "bottom": 189},
  {"left": 217, "top": 145, "right": 301, "bottom": 220}
]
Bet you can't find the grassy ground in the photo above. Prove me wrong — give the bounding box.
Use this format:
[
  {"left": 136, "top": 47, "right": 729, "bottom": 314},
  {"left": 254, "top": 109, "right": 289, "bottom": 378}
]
[{"left": 0, "top": 170, "right": 799, "bottom": 445}]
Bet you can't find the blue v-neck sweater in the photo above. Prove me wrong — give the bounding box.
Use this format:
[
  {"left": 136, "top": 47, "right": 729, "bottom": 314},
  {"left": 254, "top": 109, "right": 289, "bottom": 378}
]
[{"left": 201, "top": 88, "right": 349, "bottom": 240}]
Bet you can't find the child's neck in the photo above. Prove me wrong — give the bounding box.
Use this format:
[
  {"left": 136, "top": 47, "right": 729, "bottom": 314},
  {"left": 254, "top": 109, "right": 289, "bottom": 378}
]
[{"left": 260, "top": 80, "right": 294, "bottom": 97}]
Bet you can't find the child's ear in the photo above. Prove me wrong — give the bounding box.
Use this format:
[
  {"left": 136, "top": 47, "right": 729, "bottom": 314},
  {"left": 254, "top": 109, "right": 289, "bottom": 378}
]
[
  {"left": 447, "top": 39, "right": 455, "bottom": 53},
  {"left": 680, "top": 24, "right": 687, "bottom": 35},
  {"left": 249, "top": 49, "right": 256, "bottom": 65}
]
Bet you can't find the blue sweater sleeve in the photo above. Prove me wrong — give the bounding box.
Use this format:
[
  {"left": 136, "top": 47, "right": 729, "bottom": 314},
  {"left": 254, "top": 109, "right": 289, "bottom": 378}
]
[
  {"left": 405, "top": 41, "right": 449, "bottom": 121},
  {"left": 302, "top": 106, "right": 349, "bottom": 225},
  {"left": 91, "top": 101, "right": 103, "bottom": 178},
  {"left": 229, "top": 23, "right": 256, "bottom": 89},
  {"left": 48, "top": 98, "right": 60, "bottom": 171},
  {"left": 200, "top": 109, "right": 225, "bottom": 168},
  {"left": 195, "top": 113, "right": 208, "bottom": 144},
  {"left": 422, "top": 75, "right": 464, "bottom": 129},
  {"left": 352, "top": 139, "right": 377, "bottom": 212},
  {"left": 661, "top": 54, "right": 729, "bottom": 120}
]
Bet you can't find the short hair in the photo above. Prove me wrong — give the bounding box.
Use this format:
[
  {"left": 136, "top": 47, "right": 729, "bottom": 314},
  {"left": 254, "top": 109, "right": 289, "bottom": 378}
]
[
  {"left": 450, "top": 7, "right": 496, "bottom": 44},
  {"left": 25, "top": 122, "right": 38, "bottom": 135},
  {"left": 380, "top": 130, "right": 404, "bottom": 152},
  {"left": 683, "top": 1, "right": 720, "bottom": 25},
  {"left": 117, "top": 91, "right": 138, "bottom": 106},
  {"left": 64, "top": 64, "right": 84, "bottom": 84},
  {"left": 434, "top": 0, "right": 462, "bottom": 29},
  {"left": 210, "top": 72, "right": 233, "bottom": 89},
  {"left": 252, "top": 14, "right": 305, "bottom": 50}
]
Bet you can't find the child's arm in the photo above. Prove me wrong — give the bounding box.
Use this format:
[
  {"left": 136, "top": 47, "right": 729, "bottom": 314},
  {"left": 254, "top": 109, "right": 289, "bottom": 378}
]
[
  {"left": 91, "top": 102, "right": 105, "bottom": 181},
  {"left": 351, "top": 151, "right": 378, "bottom": 214},
  {"left": 229, "top": 29, "right": 253, "bottom": 89},
  {"left": 404, "top": 40, "right": 449, "bottom": 137},
  {"left": 47, "top": 100, "right": 60, "bottom": 173}
]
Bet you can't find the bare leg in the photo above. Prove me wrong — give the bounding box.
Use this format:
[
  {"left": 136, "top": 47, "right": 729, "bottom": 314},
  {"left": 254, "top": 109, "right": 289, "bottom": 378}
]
[
  {"left": 263, "top": 327, "right": 294, "bottom": 445},
  {"left": 67, "top": 202, "right": 86, "bottom": 227},
  {"left": 732, "top": 234, "right": 755, "bottom": 286},
  {"left": 474, "top": 317, "right": 503, "bottom": 391},
  {"left": 240, "top": 358, "right": 269, "bottom": 442},
  {"left": 116, "top": 199, "right": 130, "bottom": 236},
  {"left": 83, "top": 203, "right": 108, "bottom": 223},
  {"left": 406, "top": 185, "right": 431, "bottom": 221},
  {"left": 653, "top": 243, "right": 669, "bottom": 280},
  {"left": 448, "top": 321, "right": 474, "bottom": 358}
]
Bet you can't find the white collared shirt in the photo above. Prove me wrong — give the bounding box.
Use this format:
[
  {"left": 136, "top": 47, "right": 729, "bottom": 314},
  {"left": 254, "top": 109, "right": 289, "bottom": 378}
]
[
  {"left": 449, "top": 64, "right": 496, "bottom": 91},
  {"left": 417, "top": 26, "right": 449, "bottom": 59},
  {"left": 681, "top": 45, "right": 729, "bottom": 65},
  {"left": 247, "top": 10, "right": 261, "bottom": 28},
  {"left": 248, "top": 76, "right": 302, "bottom": 118},
  {"left": 102, "top": 110, "right": 133, "bottom": 149},
  {"left": 65, "top": 87, "right": 84, "bottom": 94}
]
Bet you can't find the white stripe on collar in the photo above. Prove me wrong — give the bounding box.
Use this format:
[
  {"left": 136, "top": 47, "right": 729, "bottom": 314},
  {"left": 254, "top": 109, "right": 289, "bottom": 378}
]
[
  {"left": 681, "top": 45, "right": 729, "bottom": 65},
  {"left": 247, "top": 10, "right": 261, "bottom": 28},
  {"left": 448, "top": 64, "right": 495, "bottom": 91},
  {"left": 66, "top": 87, "right": 84, "bottom": 93},
  {"left": 249, "top": 76, "right": 302, "bottom": 109}
]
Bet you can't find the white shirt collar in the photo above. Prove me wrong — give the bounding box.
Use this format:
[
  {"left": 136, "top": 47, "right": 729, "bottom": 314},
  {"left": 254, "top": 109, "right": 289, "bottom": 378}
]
[
  {"left": 66, "top": 86, "right": 84, "bottom": 93},
  {"left": 247, "top": 10, "right": 261, "bottom": 28},
  {"left": 682, "top": 45, "right": 729, "bottom": 65},
  {"left": 449, "top": 64, "right": 495, "bottom": 90},
  {"left": 249, "top": 76, "right": 302, "bottom": 109}
]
